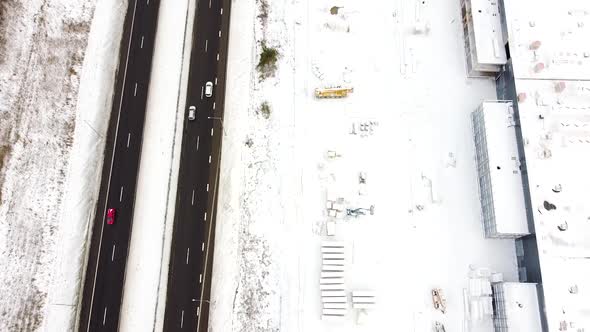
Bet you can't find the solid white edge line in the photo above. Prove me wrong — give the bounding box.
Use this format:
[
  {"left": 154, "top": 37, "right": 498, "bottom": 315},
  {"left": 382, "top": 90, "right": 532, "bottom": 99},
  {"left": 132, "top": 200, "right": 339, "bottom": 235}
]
[{"left": 86, "top": 0, "right": 138, "bottom": 328}]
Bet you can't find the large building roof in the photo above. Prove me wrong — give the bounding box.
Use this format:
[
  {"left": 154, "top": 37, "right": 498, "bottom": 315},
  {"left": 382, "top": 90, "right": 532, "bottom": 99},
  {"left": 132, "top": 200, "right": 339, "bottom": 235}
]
[
  {"left": 502, "top": 0, "right": 590, "bottom": 330},
  {"left": 478, "top": 101, "right": 529, "bottom": 235}
]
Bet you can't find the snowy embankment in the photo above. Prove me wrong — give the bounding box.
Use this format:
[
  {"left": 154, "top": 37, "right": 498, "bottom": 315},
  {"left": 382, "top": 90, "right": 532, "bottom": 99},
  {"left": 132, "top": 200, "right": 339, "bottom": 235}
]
[
  {"left": 0, "top": 0, "right": 126, "bottom": 331},
  {"left": 210, "top": 0, "right": 299, "bottom": 331}
]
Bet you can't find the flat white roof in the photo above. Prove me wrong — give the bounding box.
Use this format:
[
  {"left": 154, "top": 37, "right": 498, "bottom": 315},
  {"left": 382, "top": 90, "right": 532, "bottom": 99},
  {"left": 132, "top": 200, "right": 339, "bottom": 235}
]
[
  {"left": 470, "top": 0, "right": 507, "bottom": 65},
  {"left": 480, "top": 101, "right": 528, "bottom": 235},
  {"left": 503, "top": 0, "right": 590, "bottom": 80},
  {"left": 514, "top": 79, "right": 590, "bottom": 331},
  {"left": 499, "top": 282, "right": 543, "bottom": 332}
]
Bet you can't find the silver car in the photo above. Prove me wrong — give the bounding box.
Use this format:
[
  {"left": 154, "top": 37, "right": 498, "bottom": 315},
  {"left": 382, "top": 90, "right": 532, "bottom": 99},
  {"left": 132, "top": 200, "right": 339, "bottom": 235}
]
[
  {"left": 205, "top": 81, "right": 213, "bottom": 97},
  {"left": 188, "top": 106, "right": 196, "bottom": 121}
]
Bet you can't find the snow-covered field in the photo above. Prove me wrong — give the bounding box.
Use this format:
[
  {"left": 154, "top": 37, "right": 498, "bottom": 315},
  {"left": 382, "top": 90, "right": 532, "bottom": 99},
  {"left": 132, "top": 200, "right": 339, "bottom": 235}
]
[
  {"left": 0, "top": 0, "right": 126, "bottom": 330},
  {"left": 211, "top": 0, "right": 521, "bottom": 331}
]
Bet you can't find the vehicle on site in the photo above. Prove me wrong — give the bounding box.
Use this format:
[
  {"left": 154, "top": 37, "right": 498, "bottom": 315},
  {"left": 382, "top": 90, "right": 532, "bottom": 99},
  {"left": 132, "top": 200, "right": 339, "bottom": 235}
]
[
  {"left": 205, "top": 81, "right": 213, "bottom": 97},
  {"left": 106, "top": 208, "right": 116, "bottom": 225},
  {"left": 188, "top": 106, "right": 196, "bottom": 121},
  {"left": 314, "top": 86, "right": 354, "bottom": 98},
  {"left": 432, "top": 288, "right": 447, "bottom": 313}
]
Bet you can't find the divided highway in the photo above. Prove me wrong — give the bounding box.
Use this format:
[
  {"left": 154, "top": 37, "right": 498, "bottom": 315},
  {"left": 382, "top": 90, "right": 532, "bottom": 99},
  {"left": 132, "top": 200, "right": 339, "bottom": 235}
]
[
  {"left": 78, "top": 0, "right": 160, "bottom": 330},
  {"left": 163, "top": 0, "right": 232, "bottom": 330}
]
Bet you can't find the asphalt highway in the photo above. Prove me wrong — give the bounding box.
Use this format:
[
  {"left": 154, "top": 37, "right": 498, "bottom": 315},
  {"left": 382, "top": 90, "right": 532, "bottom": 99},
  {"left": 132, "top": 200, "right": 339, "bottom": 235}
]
[
  {"left": 78, "top": 0, "right": 160, "bottom": 330},
  {"left": 162, "top": 0, "right": 232, "bottom": 330}
]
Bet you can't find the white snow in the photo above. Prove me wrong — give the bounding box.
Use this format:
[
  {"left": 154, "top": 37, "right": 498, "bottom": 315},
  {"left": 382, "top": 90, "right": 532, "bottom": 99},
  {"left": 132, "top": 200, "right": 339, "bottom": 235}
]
[
  {"left": 118, "top": 1, "right": 192, "bottom": 331},
  {"left": 210, "top": 0, "right": 520, "bottom": 331},
  {"left": 0, "top": 0, "right": 125, "bottom": 330}
]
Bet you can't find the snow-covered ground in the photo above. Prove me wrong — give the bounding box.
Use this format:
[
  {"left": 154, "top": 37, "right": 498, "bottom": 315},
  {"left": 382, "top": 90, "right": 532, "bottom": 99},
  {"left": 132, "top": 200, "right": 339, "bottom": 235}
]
[
  {"left": 0, "top": 0, "right": 126, "bottom": 331},
  {"left": 210, "top": 0, "right": 521, "bottom": 331}
]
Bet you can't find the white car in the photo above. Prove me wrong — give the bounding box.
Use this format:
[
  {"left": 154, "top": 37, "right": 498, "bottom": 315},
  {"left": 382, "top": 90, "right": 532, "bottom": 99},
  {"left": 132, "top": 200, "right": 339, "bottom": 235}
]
[
  {"left": 188, "top": 106, "right": 196, "bottom": 120},
  {"left": 205, "top": 81, "right": 213, "bottom": 97}
]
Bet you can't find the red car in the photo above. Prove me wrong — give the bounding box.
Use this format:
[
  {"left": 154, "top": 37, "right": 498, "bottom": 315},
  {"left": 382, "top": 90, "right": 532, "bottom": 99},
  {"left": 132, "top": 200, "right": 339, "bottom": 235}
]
[{"left": 106, "top": 208, "right": 116, "bottom": 225}]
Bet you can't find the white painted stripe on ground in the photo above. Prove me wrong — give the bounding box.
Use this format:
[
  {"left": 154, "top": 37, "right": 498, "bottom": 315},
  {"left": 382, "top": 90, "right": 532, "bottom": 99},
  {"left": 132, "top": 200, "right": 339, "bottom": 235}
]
[
  {"left": 210, "top": 128, "right": 213, "bottom": 136},
  {"left": 208, "top": 155, "right": 211, "bottom": 164},
  {"left": 111, "top": 244, "right": 116, "bottom": 261},
  {"left": 205, "top": 39, "right": 208, "bottom": 52},
  {"left": 199, "top": 273, "right": 202, "bottom": 283},
  {"left": 201, "top": 242, "right": 204, "bottom": 251},
  {"left": 196, "top": 136, "right": 200, "bottom": 150},
  {"left": 140, "top": 35, "right": 144, "bottom": 48},
  {"left": 127, "top": 132, "right": 131, "bottom": 147},
  {"left": 186, "top": 248, "right": 190, "bottom": 264},
  {"left": 206, "top": 183, "right": 209, "bottom": 192},
  {"left": 102, "top": 307, "right": 107, "bottom": 325},
  {"left": 119, "top": 186, "right": 124, "bottom": 202},
  {"left": 134, "top": 82, "right": 138, "bottom": 96},
  {"left": 213, "top": 102, "right": 216, "bottom": 110},
  {"left": 180, "top": 310, "right": 184, "bottom": 328},
  {"left": 191, "top": 189, "right": 195, "bottom": 205}
]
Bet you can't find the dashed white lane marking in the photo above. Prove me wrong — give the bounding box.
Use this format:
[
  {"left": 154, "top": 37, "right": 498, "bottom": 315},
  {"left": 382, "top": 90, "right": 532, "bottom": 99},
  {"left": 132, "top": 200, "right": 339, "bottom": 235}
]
[
  {"left": 216, "top": 53, "right": 219, "bottom": 61},
  {"left": 218, "top": 30, "right": 221, "bottom": 38},
  {"left": 119, "top": 186, "right": 124, "bottom": 202},
  {"left": 210, "top": 128, "right": 213, "bottom": 136},
  {"left": 199, "top": 273, "right": 202, "bottom": 283},
  {"left": 213, "top": 102, "right": 216, "bottom": 110},
  {"left": 196, "top": 136, "right": 200, "bottom": 150},
  {"left": 140, "top": 36, "right": 144, "bottom": 48},
  {"left": 203, "top": 212, "right": 207, "bottom": 221},
  {"left": 221, "top": 8, "right": 223, "bottom": 15},
  {"left": 201, "top": 86, "right": 204, "bottom": 100},
  {"left": 209, "top": 0, "right": 211, "bottom": 8},
  {"left": 214, "top": 77, "right": 217, "bottom": 85},
  {"left": 186, "top": 248, "right": 190, "bottom": 264},
  {"left": 202, "top": 242, "right": 205, "bottom": 251},
  {"left": 103, "top": 307, "right": 107, "bottom": 326},
  {"left": 209, "top": 155, "right": 212, "bottom": 164},
  {"left": 205, "top": 39, "right": 208, "bottom": 52},
  {"left": 127, "top": 133, "right": 131, "bottom": 147},
  {"left": 180, "top": 310, "right": 184, "bottom": 328},
  {"left": 134, "top": 83, "right": 138, "bottom": 96},
  {"left": 111, "top": 244, "right": 116, "bottom": 261},
  {"left": 206, "top": 183, "right": 209, "bottom": 192},
  {"left": 191, "top": 189, "right": 195, "bottom": 205}
]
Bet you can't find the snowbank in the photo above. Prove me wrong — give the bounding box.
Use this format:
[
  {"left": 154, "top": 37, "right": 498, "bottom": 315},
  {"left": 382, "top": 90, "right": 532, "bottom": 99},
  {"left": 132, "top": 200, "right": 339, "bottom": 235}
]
[
  {"left": 47, "top": 0, "right": 128, "bottom": 330},
  {"left": 119, "top": 1, "right": 191, "bottom": 331}
]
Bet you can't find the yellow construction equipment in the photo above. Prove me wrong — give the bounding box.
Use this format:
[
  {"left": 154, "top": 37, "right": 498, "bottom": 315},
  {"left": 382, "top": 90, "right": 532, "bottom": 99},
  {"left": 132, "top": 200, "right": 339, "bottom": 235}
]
[{"left": 314, "top": 87, "right": 354, "bottom": 98}]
